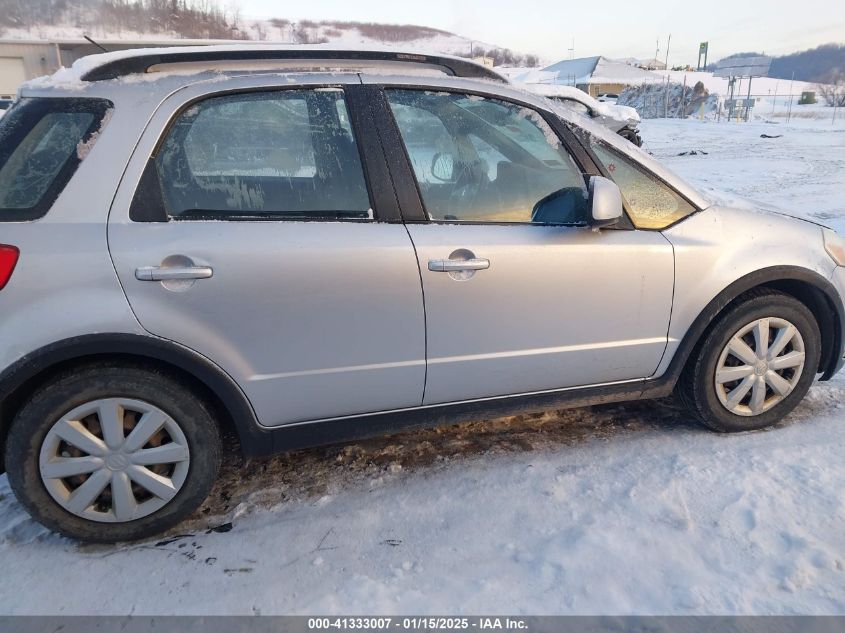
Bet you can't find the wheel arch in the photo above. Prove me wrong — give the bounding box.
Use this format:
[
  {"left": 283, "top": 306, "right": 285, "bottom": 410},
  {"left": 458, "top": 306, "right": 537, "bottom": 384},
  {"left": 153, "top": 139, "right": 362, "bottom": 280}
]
[
  {"left": 658, "top": 266, "right": 844, "bottom": 393},
  {"left": 0, "top": 333, "right": 265, "bottom": 472}
]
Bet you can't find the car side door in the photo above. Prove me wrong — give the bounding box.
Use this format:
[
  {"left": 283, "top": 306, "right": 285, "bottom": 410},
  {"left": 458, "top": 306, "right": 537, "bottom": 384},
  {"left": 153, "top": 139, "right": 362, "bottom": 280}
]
[
  {"left": 108, "top": 77, "right": 426, "bottom": 427},
  {"left": 373, "top": 85, "right": 675, "bottom": 405}
]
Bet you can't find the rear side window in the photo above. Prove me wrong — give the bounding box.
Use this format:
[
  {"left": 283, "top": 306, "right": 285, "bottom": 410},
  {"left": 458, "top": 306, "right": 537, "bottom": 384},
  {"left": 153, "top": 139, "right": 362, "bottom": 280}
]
[
  {"left": 151, "top": 89, "right": 371, "bottom": 221},
  {"left": 0, "top": 98, "right": 112, "bottom": 221}
]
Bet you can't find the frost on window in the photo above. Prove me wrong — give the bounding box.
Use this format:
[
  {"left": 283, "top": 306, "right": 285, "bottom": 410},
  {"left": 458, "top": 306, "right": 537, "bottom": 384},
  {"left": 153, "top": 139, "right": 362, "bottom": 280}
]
[
  {"left": 590, "top": 141, "right": 695, "bottom": 230},
  {"left": 553, "top": 98, "right": 590, "bottom": 117},
  {"left": 155, "top": 90, "right": 371, "bottom": 220},
  {"left": 0, "top": 113, "right": 91, "bottom": 209},
  {"left": 386, "top": 90, "right": 588, "bottom": 225},
  {"left": 76, "top": 108, "right": 113, "bottom": 161},
  {"left": 0, "top": 97, "right": 108, "bottom": 219}
]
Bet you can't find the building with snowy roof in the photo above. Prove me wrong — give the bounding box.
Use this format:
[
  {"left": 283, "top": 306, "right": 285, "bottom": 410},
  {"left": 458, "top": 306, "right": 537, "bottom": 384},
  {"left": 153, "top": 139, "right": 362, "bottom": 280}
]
[
  {"left": 517, "top": 56, "right": 664, "bottom": 97},
  {"left": 0, "top": 38, "right": 235, "bottom": 97}
]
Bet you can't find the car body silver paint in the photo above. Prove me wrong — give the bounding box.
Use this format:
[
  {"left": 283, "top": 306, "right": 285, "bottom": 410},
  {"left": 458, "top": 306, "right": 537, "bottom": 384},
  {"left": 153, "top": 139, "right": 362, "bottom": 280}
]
[
  {"left": 0, "top": 96, "right": 151, "bottom": 372},
  {"left": 2, "top": 62, "right": 841, "bottom": 433},
  {"left": 0, "top": 73, "right": 236, "bottom": 374},
  {"left": 831, "top": 266, "right": 845, "bottom": 303},
  {"left": 831, "top": 268, "right": 845, "bottom": 365},
  {"left": 656, "top": 207, "right": 837, "bottom": 377},
  {"left": 406, "top": 223, "right": 674, "bottom": 404},
  {"left": 106, "top": 73, "right": 426, "bottom": 426}
]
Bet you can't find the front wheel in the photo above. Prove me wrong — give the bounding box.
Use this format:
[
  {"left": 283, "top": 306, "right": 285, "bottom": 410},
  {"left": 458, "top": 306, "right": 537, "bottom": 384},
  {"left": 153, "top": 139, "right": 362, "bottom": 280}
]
[
  {"left": 5, "top": 364, "right": 221, "bottom": 543},
  {"left": 677, "top": 291, "right": 821, "bottom": 432}
]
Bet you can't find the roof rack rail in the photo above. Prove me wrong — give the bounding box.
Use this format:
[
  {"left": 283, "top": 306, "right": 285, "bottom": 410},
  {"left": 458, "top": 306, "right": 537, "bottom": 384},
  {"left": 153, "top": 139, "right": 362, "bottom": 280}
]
[{"left": 80, "top": 48, "right": 508, "bottom": 83}]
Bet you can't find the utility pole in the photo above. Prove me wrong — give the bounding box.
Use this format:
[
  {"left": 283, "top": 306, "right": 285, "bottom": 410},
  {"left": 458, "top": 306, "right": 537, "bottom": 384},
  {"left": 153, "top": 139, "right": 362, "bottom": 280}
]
[
  {"left": 568, "top": 38, "right": 575, "bottom": 60},
  {"left": 663, "top": 35, "right": 671, "bottom": 118},
  {"left": 772, "top": 80, "right": 778, "bottom": 115},
  {"left": 745, "top": 76, "right": 753, "bottom": 121},
  {"left": 787, "top": 71, "right": 795, "bottom": 123}
]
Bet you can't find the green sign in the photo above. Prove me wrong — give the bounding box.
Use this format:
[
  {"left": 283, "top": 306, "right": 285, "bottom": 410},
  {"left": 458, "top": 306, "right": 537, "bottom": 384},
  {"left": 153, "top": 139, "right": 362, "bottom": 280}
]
[{"left": 699, "top": 42, "right": 708, "bottom": 54}]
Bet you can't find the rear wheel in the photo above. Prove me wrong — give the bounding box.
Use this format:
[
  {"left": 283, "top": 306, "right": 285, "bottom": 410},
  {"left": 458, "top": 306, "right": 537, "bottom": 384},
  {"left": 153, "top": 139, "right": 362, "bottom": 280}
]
[
  {"left": 5, "top": 364, "right": 221, "bottom": 542},
  {"left": 677, "top": 291, "right": 821, "bottom": 432}
]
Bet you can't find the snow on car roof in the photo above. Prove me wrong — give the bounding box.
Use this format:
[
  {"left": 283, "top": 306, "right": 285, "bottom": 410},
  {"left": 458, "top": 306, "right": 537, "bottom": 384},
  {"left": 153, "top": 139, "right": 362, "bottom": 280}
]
[{"left": 514, "top": 82, "right": 621, "bottom": 119}]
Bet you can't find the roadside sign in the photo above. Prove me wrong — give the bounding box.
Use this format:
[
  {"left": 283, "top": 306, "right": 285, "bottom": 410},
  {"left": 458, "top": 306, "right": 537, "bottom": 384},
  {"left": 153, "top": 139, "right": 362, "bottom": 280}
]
[
  {"left": 714, "top": 55, "right": 772, "bottom": 78},
  {"left": 697, "top": 42, "right": 709, "bottom": 71}
]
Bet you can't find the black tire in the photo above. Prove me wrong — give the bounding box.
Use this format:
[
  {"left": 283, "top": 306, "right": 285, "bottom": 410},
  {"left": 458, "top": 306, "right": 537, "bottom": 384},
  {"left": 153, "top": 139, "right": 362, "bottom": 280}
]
[
  {"left": 5, "top": 363, "right": 221, "bottom": 543},
  {"left": 677, "top": 290, "right": 821, "bottom": 432}
]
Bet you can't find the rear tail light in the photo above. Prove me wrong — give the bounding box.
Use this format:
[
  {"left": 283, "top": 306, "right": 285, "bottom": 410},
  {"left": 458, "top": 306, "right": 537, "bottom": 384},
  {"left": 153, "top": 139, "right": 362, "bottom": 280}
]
[{"left": 0, "top": 245, "right": 20, "bottom": 290}]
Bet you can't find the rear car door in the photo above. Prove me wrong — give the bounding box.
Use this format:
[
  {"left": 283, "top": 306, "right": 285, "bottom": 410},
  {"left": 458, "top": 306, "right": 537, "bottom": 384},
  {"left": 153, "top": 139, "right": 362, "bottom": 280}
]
[
  {"left": 377, "top": 86, "right": 675, "bottom": 405},
  {"left": 108, "top": 77, "right": 425, "bottom": 426}
]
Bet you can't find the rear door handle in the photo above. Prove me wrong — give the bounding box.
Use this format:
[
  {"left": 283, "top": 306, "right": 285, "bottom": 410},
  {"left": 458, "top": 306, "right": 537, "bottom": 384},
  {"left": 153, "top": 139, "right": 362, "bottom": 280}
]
[
  {"left": 428, "top": 258, "right": 490, "bottom": 272},
  {"left": 135, "top": 266, "right": 213, "bottom": 281}
]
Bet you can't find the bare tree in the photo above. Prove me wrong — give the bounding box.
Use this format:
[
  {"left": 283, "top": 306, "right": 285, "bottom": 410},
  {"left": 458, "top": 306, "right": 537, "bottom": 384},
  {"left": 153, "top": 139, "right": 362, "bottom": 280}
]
[
  {"left": 254, "top": 19, "right": 266, "bottom": 41},
  {"left": 816, "top": 74, "right": 845, "bottom": 107}
]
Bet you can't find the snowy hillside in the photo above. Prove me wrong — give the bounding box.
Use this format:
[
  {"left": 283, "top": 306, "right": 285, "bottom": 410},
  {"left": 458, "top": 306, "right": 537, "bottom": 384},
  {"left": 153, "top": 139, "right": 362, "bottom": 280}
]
[
  {"left": 5, "top": 22, "right": 485, "bottom": 55},
  {"left": 0, "top": 19, "right": 537, "bottom": 64}
]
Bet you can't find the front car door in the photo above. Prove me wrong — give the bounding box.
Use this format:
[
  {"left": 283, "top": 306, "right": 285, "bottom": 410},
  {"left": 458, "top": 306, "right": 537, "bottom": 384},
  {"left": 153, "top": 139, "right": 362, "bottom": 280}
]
[
  {"left": 108, "top": 76, "right": 425, "bottom": 426},
  {"left": 375, "top": 84, "right": 675, "bottom": 405}
]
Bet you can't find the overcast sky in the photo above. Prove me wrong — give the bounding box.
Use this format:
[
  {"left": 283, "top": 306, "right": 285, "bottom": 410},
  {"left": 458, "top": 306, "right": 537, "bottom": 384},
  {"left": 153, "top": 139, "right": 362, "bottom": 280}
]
[{"left": 237, "top": 0, "right": 844, "bottom": 64}]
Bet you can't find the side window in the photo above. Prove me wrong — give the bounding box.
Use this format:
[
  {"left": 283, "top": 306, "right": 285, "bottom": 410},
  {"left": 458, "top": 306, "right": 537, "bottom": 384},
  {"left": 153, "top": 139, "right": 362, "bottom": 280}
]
[
  {"left": 389, "top": 102, "right": 457, "bottom": 185},
  {"left": 589, "top": 141, "right": 696, "bottom": 229},
  {"left": 154, "top": 89, "right": 371, "bottom": 220},
  {"left": 0, "top": 97, "right": 112, "bottom": 221},
  {"left": 386, "top": 90, "right": 589, "bottom": 224}
]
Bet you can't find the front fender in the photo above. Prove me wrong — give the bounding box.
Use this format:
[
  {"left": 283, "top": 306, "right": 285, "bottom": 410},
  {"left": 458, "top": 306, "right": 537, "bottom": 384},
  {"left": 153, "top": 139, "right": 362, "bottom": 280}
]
[{"left": 658, "top": 206, "right": 843, "bottom": 381}]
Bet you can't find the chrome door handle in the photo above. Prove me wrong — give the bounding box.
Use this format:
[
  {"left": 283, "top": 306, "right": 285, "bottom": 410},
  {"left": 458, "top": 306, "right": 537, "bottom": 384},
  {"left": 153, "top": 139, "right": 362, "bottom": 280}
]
[
  {"left": 135, "top": 266, "right": 213, "bottom": 281},
  {"left": 428, "top": 258, "right": 490, "bottom": 272}
]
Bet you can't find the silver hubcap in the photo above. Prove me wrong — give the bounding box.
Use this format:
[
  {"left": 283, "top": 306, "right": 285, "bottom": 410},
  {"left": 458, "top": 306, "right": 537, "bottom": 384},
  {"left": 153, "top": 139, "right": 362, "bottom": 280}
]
[
  {"left": 39, "top": 398, "right": 190, "bottom": 523},
  {"left": 715, "top": 317, "right": 806, "bottom": 417}
]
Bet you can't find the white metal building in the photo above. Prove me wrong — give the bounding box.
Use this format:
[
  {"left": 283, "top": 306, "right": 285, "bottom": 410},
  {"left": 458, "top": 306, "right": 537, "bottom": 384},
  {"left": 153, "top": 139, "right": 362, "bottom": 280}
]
[
  {"left": 517, "top": 56, "right": 664, "bottom": 97},
  {"left": 0, "top": 38, "right": 247, "bottom": 97}
]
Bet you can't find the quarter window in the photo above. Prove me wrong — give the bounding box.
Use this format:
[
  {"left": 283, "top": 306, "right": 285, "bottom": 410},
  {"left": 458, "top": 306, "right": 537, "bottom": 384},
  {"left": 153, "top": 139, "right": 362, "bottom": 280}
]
[
  {"left": 386, "top": 90, "right": 589, "bottom": 224},
  {"left": 154, "top": 89, "right": 371, "bottom": 220},
  {"left": 0, "top": 97, "right": 112, "bottom": 221},
  {"left": 589, "top": 141, "right": 696, "bottom": 229}
]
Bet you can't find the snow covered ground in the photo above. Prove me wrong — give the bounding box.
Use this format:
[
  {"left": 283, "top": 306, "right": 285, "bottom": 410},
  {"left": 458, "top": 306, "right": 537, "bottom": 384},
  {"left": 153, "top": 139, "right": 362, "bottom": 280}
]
[
  {"left": 1, "top": 117, "right": 844, "bottom": 615},
  {"left": 640, "top": 117, "right": 845, "bottom": 233}
]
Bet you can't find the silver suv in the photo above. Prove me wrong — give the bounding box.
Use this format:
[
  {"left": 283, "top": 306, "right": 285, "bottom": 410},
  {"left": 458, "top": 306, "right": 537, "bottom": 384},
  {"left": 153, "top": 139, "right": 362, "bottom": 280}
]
[{"left": 1, "top": 47, "right": 844, "bottom": 542}]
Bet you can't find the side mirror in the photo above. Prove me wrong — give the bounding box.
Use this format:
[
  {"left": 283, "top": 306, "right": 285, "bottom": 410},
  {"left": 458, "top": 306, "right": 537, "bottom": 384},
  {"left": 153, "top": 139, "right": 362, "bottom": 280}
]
[
  {"left": 588, "top": 175, "right": 623, "bottom": 228},
  {"left": 431, "top": 152, "right": 455, "bottom": 182}
]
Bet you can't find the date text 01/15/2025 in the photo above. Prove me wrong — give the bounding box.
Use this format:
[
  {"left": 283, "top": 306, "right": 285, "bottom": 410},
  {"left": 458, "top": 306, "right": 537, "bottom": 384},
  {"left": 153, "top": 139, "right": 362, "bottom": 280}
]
[{"left": 307, "top": 617, "right": 529, "bottom": 630}]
